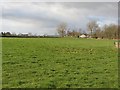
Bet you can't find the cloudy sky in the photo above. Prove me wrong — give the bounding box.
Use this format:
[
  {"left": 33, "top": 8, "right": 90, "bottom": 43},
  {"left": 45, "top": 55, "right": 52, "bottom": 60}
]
[{"left": 1, "top": 2, "right": 118, "bottom": 35}]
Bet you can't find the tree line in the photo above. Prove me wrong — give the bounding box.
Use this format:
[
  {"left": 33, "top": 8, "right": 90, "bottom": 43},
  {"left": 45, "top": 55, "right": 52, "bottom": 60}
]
[
  {"left": 0, "top": 32, "right": 59, "bottom": 38},
  {"left": 57, "top": 20, "right": 119, "bottom": 39},
  {"left": 1, "top": 20, "right": 119, "bottom": 39}
]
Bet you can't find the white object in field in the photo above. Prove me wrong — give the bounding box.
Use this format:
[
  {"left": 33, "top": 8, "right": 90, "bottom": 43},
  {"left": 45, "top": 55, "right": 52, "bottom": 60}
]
[
  {"left": 80, "top": 34, "right": 87, "bottom": 38},
  {"left": 115, "top": 42, "right": 120, "bottom": 48}
]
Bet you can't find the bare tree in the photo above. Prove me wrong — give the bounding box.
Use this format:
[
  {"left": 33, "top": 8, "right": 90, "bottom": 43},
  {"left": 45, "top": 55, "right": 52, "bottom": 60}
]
[
  {"left": 87, "top": 20, "right": 98, "bottom": 38},
  {"left": 92, "top": 27, "right": 101, "bottom": 38},
  {"left": 103, "top": 24, "right": 118, "bottom": 39},
  {"left": 57, "top": 22, "right": 67, "bottom": 37}
]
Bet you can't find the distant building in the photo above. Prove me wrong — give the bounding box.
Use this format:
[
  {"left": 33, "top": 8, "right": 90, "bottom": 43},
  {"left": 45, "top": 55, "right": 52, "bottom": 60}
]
[
  {"left": 18, "top": 33, "right": 28, "bottom": 37},
  {"left": 80, "top": 34, "right": 87, "bottom": 38}
]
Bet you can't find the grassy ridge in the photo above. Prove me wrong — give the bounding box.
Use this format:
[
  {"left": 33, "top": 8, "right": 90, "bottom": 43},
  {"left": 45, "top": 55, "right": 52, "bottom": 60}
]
[{"left": 2, "top": 38, "right": 118, "bottom": 88}]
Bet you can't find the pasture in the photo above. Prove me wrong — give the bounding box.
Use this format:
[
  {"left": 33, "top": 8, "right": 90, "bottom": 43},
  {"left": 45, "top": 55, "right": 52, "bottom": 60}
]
[{"left": 2, "top": 38, "right": 118, "bottom": 88}]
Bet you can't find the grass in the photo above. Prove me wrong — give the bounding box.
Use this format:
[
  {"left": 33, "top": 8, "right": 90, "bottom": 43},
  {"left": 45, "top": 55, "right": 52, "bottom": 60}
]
[{"left": 2, "top": 37, "right": 118, "bottom": 88}]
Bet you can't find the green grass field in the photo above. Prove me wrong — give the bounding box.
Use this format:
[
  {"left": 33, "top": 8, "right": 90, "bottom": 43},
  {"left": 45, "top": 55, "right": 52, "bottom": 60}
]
[{"left": 2, "top": 38, "right": 118, "bottom": 88}]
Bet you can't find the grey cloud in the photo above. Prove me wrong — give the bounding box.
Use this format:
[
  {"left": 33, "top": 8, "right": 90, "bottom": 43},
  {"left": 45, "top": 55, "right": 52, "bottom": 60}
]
[
  {"left": 2, "top": 8, "right": 62, "bottom": 28},
  {"left": 2, "top": 2, "right": 118, "bottom": 35},
  {"left": 54, "top": 2, "right": 118, "bottom": 18}
]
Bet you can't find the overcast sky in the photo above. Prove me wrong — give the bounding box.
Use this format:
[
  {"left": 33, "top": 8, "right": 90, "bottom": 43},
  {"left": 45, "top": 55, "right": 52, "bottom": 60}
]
[{"left": 1, "top": 2, "right": 118, "bottom": 35}]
